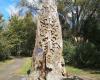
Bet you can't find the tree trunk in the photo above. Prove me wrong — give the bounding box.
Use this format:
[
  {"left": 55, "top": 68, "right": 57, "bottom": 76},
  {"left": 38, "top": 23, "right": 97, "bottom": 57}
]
[{"left": 29, "top": 0, "right": 66, "bottom": 80}]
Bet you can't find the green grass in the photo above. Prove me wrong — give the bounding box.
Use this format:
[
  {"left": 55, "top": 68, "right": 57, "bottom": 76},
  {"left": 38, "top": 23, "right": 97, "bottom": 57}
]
[
  {"left": 66, "top": 66, "right": 86, "bottom": 75},
  {"left": 17, "top": 58, "right": 100, "bottom": 80},
  {"left": 18, "top": 57, "right": 32, "bottom": 75},
  {"left": 66, "top": 66, "right": 100, "bottom": 80}
]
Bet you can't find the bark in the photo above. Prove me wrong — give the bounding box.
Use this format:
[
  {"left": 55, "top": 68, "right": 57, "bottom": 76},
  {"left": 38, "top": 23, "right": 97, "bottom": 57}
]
[{"left": 29, "top": 0, "right": 66, "bottom": 80}]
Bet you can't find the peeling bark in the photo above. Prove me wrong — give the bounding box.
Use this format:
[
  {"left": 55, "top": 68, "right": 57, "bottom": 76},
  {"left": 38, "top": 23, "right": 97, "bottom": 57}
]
[{"left": 29, "top": 0, "right": 66, "bottom": 80}]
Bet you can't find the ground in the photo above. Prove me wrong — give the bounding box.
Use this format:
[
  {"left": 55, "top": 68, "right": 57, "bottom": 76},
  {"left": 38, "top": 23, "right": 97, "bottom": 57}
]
[
  {"left": 0, "top": 58, "right": 100, "bottom": 80},
  {"left": 0, "top": 58, "right": 30, "bottom": 80},
  {"left": 66, "top": 66, "right": 100, "bottom": 80}
]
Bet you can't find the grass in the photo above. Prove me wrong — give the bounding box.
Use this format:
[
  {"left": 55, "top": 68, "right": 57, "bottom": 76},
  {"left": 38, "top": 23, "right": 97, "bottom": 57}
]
[
  {"left": 18, "top": 57, "right": 32, "bottom": 75},
  {"left": 66, "top": 66, "right": 100, "bottom": 80},
  {"left": 15, "top": 58, "right": 100, "bottom": 80},
  {"left": 0, "top": 59, "right": 14, "bottom": 70},
  {"left": 66, "top": 66, "right": 86, "bottom": 75}
]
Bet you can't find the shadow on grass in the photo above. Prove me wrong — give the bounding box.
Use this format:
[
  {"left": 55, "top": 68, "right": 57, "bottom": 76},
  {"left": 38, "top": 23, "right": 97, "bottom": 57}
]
[
  {"left": 67, "top": 65, "right": 100, "bottom": 75},
  {"left": 80, "top": 68, "right": 100, "bottom": 75},
  {"left": 0, "top": 57, "right": 13, "bottom": 62},
  {"left": 63, "top": 76, "right": 84, "bottom": 80},
  {"left": 90, "top": 71, "right": 100, "bottom": 74}
]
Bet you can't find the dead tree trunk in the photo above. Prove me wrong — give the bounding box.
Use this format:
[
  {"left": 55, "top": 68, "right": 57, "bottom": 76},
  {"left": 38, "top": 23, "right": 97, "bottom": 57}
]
[{"left": 30, "top": 0, "right": 66, "bottom": 80}]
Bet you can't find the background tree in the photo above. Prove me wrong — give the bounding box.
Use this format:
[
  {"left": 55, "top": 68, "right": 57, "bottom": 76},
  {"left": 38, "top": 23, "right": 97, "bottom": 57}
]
[
  {"left": 57, "top": 0, "right": 100, "bottom": 68},
  {"left": 0, "top": 12, "right": 36, "bottom": 60}
]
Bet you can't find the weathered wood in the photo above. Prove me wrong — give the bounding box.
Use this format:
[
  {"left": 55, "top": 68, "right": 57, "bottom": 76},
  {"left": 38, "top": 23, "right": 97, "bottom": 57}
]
[{"left": 29, "top": 0, "right": 66, "bottom": 80}]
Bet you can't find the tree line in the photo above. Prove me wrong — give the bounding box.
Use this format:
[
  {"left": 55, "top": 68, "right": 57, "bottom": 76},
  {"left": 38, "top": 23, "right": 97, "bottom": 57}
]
[
  {"left": 0, "top": 0, "right": 100, "bottom": 68},
  {"left": 58, "top": 0, "right": 100, "bottom": 68},
  {"left": 0, "top": 12, "right": 36, "bottom": 60}
]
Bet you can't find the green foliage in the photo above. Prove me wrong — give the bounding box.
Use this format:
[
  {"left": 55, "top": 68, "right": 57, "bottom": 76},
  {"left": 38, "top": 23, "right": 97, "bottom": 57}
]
[
  {"left": 61, "top": 0, "right": 100, "bottom": 68},
  {"left": 0, "top": 12, "right": 36, "bottom": 60},
  {"left": 0, "top": 0, "right": 99, "bottom": 69},
  {"left": 8, "top": 13, "right": 36, "bottom": 56},
  {"left": 63, "top": 39, "right": 100, "bottom": 68},
  {"left": 57, "top": 0, "right": 100, "bottom": 35},
  {"left": 63, "top": 40, "right": 76, "bottom": 65},
  {"left": 75, "top": 42, "right": 98, "bottom": 67},
  {"left": 82, "top": 17, "right": 100, "bottom": 45}
]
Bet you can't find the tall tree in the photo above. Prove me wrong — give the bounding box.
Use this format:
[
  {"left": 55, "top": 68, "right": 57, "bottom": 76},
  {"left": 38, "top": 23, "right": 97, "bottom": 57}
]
[
  {"left": 30, "top": 0, "right": 66, "bottom": 80},
  {"left": 57, "top": 0, "right": 100, "bottom": 34}
]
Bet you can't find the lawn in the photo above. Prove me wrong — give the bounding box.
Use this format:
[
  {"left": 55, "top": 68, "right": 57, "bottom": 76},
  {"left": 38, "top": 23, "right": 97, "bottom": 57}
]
[
  {"left": 66, "top": 66, "right": 100, "bottom": 80},
  {"left": 13, "top": 58, "right": 100, "bottom": 80},
  {"left": 17, "top": 57, "right": 32, "bottom": 75},
  {"left": 0, "top": 59, "right": 14, "bottom": 70}
]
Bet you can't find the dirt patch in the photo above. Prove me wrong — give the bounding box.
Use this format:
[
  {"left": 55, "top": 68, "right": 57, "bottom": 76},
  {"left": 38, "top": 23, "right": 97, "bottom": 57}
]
[{"left": 0, "top": 58, "right": 26, "bottom": 80}]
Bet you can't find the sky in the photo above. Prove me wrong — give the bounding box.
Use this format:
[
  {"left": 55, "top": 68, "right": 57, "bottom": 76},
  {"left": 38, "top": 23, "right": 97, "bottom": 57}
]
[{"left": 0, "top": 0, "right": 19, "bottom": 20}]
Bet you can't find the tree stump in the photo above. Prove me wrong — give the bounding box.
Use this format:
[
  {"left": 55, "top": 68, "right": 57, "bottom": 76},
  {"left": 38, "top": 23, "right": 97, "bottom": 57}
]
[{"left": 30, "top": 0, "right": 66, "bottom": 80}]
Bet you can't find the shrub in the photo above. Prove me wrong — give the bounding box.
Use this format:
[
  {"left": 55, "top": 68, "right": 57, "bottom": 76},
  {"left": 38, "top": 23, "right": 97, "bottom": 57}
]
[
  {"left": 63, "top": 40, "right": 76, "bottom": 65},
  {"left": 75, "top": 42, "right": 100, "bottom": 68}
]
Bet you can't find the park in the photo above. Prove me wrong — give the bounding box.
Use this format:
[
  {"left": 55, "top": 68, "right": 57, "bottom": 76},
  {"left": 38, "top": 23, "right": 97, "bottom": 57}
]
[{"left": 0, "top": 0, "right": 100, "bottom": 80}]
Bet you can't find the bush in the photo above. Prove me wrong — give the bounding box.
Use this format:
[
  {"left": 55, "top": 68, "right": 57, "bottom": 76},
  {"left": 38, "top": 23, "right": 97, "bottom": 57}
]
[
  {"left": 0, "top": 52, "right": 10, "bottom": 61},
  {"left": 75, "top": 42, "right": 100, "bottom": 68},
  {"left": 63, "top": 40, "right": 76, "bottom": 65},
  {"left": 63, "top": 39, "right": 100, "bottom": 68}
]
